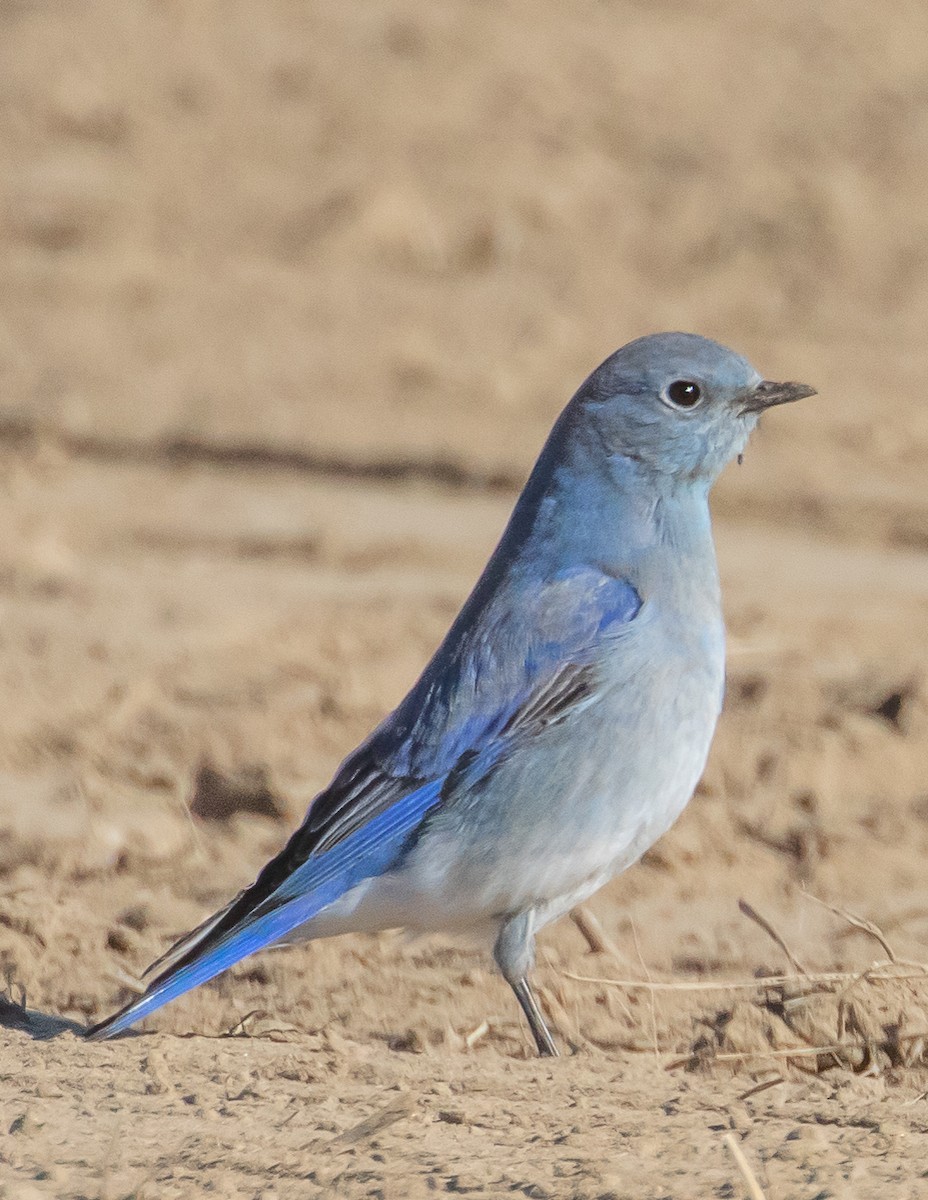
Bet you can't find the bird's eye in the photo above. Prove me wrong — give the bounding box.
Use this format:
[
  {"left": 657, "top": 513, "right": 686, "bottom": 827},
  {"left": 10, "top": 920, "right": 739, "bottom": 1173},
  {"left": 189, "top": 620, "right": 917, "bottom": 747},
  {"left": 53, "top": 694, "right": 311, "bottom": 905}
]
[{"left": 663, "top": 380, "right": 703, "bottom": 410}]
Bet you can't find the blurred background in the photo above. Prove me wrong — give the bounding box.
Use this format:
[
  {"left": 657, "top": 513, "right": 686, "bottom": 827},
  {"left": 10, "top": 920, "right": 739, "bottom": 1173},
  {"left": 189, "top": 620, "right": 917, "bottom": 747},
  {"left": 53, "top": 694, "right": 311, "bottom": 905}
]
[{"left": 2, "top": 3, "right": 928, "bottom": 1196}]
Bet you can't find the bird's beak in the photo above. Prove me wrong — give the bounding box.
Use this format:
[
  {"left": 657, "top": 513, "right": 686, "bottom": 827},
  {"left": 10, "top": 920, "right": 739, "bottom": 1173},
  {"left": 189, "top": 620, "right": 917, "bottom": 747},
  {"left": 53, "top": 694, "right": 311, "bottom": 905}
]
[{"left": 741, "top": 379, "right": 817, "bottom": 415}]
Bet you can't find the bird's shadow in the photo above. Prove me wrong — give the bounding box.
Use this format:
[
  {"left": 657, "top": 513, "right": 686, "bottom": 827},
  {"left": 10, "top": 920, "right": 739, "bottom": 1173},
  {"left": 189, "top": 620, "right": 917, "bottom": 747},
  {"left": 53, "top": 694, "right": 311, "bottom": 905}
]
[{"left": 0, "top": 994, "right": 86, "bottom": 1041}]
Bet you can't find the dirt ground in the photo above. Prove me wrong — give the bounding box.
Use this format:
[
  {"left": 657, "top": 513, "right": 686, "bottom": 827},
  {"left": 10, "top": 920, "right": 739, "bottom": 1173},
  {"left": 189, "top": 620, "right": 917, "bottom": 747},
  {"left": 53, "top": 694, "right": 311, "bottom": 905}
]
[{"left": 2, "top": 2, "right": 928, "bottom": 1197}]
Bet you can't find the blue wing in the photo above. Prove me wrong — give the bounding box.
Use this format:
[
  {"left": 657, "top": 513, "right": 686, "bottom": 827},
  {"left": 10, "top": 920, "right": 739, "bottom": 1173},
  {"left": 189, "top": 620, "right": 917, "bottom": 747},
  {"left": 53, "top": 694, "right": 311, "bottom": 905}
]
[{"left": 87, "top": 568, "right": 640, "bottom": 1039}]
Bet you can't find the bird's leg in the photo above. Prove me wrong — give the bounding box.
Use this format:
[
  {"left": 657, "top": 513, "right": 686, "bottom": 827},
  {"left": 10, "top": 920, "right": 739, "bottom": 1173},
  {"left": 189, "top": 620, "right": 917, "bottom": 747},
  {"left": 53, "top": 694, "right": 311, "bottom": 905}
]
[
  {"left": 494, "top": 913, "right": 559, "bottom": 1058},
  {"left": 511, "top": 975, "right": 559, "bottom": 1057}
]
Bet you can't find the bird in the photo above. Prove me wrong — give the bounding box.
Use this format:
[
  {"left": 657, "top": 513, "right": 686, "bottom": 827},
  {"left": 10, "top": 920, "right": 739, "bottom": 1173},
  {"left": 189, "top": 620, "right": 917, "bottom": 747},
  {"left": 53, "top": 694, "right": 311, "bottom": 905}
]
[{"left": 87, "top": 332, "right": 815, "bottom": 1055}]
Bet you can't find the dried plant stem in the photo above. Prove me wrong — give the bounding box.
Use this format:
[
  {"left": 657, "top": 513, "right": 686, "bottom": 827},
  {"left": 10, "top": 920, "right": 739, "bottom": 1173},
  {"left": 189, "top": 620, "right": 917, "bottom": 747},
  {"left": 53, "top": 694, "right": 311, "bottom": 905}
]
[
  {"left": 737, "top": 1077, "right": 785, "bottom": 1101},
  {"left": 570, "top": 906, "right": 627, "bottom": 963},
  {"left": 723, "top": 1132, "right": 768, "bottom": 1200},
  {"left": 563, "top": 965, "right": 928, "bottom": 991},
  {"left": 800, "top": 889, "right": 898, "bottom": 962},
  {"left": 738, "top": 898, "right": 809, "bottom": 975},
  {"left": 629, "top": 916, "right": 660, "bottom": 1061},
  {"left": 465, "top": 1020, "right": 489, "bottom": 1049}
]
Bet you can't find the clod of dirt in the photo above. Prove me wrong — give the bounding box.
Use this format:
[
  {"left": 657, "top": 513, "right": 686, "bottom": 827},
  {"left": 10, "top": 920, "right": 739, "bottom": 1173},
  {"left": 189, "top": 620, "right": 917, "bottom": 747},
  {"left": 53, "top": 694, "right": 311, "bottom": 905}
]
[
  {"left": 831, "top": 673, "right": 926, "bottom": 735},
  {"left": 188, "top": 762, "right": 286, "bottom": 822}
]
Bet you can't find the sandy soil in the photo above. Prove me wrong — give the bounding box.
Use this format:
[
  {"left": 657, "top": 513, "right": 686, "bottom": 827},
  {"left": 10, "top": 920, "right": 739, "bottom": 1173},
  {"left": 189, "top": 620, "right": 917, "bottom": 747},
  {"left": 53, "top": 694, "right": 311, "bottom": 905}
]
[{"left": 2, "top": 2, "right": 928, "bottom": 1197}]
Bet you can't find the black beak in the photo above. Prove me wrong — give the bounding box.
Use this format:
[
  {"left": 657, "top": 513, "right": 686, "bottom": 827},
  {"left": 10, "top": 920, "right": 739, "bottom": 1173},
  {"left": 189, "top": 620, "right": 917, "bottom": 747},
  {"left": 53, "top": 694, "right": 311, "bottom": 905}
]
[{"left": 741, "top": 379, "right": 817, "bottom": 415}]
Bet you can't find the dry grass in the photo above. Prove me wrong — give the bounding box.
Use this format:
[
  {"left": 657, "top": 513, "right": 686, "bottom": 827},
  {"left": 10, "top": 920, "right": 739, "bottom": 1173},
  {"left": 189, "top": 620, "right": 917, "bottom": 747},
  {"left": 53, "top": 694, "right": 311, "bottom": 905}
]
[{"left": 566, "top": 895, "right": 928, "bottom": 1078}]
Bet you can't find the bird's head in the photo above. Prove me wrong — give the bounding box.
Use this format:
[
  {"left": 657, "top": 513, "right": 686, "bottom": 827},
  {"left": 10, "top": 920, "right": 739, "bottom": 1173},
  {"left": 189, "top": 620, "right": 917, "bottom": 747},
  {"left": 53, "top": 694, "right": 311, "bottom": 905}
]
[{"left": 577, "top": 332, "right": 815, "bottom": 485}]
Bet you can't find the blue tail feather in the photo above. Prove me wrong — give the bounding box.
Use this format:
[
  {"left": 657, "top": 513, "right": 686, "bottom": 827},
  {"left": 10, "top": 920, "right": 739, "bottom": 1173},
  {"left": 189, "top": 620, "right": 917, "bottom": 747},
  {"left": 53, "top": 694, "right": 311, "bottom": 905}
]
[{"left": 87, "top": 778, "right": 444, "bottom": 1039}]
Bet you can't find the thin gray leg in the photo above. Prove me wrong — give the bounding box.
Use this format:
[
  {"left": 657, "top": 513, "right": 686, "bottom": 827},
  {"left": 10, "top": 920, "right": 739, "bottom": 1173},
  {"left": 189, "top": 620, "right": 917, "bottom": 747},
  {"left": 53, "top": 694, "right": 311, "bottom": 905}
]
[
  {"left": 494, "top": 912, "right": 559, "bottom": 1058},
  {"left": 511, "top": 975, "right": 559, "bottom": 1057}
]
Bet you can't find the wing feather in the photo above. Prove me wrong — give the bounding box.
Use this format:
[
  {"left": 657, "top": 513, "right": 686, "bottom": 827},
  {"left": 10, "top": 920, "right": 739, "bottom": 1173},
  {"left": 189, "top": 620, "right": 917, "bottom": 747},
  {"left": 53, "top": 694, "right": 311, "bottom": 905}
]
[{"left": 88, "top": 568, "right": 641, "bottom": 1038}]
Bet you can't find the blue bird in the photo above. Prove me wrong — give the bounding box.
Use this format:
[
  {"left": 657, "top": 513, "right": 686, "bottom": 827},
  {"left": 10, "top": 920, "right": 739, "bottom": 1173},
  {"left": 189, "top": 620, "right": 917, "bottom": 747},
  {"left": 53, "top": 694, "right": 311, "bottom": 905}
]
[{"left": 88, "top": 333, "right": 814, "bottom": 1055}]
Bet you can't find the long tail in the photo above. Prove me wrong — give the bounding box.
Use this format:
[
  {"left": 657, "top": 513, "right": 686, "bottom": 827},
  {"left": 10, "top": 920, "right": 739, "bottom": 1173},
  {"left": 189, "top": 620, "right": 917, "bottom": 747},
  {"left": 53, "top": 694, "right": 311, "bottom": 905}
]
[
  {"left": 86, "top": 889, "right": 327, "bottom": 1040},
  {"left": 86, "top": 776, "right": 445, "bottom": 1040}
]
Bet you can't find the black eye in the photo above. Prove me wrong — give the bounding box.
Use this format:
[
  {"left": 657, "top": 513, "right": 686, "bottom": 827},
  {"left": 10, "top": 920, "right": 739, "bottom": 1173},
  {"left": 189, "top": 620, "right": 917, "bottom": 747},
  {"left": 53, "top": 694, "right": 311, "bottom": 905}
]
[{"left": 664, "top": 380, "right": 702, "bottom": 409}]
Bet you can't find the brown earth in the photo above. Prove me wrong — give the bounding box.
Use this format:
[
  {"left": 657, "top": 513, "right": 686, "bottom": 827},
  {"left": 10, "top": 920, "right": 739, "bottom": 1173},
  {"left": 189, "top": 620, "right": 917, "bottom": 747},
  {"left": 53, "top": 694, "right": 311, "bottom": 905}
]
[{"left": 2, "top": 2, "right": 928, "bottom": 1197}]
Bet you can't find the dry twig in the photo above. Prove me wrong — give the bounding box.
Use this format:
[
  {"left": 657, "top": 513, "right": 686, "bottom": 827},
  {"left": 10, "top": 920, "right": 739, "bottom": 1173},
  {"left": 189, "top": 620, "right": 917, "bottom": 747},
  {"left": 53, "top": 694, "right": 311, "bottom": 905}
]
[
  {"left": 570, "top": 906, "right": 628, "bottom": 963},
  {"left": 737, "top": 1076, "right": 786, "bottom": 1102},
  {"left": 563, "top": 965, "right": 928, "bottom": 992},
  {"left": 800, "top": 890, "right": 898, "bottom": 962},
  {"left": 330, "top": 1094, "right": 416, "bottom": 1147},
  {"left": 629, "top": 917, "right": 660, "bottom": 1061},
  {"left": 723, "top": 1132, "right": 768, "bottom": 1200},
  {"left": 465, "top": 1020, "right": 489, "bottom": 1049},
  {"left": 738, "top": 898, "right": 808, "bottom": 975}
]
